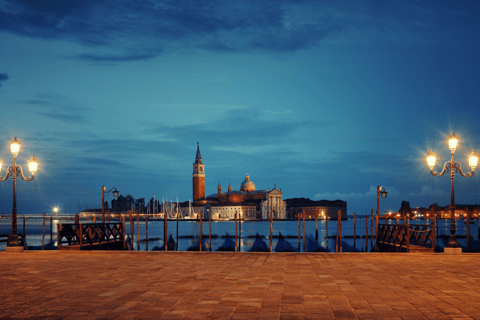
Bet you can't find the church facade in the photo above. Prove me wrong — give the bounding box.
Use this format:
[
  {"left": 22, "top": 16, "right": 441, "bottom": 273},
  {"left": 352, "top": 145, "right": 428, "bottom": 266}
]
[{"left": 191, "top": 143, "right": 286, "bottom": 220}]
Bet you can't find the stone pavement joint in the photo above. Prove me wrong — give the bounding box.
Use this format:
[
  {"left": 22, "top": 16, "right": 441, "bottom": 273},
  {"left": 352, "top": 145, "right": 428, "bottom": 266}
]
[{"left": 1, "top": 252, "right": 480, "bottom": 319}]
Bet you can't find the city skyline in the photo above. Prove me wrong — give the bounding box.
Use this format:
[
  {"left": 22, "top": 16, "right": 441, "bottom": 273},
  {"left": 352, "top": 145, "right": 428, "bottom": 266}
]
[{"left": 1, "top": 0, "right": 480, "bottom": 215}]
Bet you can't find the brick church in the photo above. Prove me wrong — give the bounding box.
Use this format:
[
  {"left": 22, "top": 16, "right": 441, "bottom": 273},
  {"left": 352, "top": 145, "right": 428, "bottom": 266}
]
[{"left": 191, "top": 143, "right": 286, "bottom": 220}]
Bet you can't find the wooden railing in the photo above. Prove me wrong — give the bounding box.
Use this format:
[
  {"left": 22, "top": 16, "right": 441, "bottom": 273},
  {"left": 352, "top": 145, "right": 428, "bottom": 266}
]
[
  {"left": 376, "top": 223, "right": 435, "bottom": 252},
  {"left": 57, "top": 223, "right": 125, "bottom": 250}
]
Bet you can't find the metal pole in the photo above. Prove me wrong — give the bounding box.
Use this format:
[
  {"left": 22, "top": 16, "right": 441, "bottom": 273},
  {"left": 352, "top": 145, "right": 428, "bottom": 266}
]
[
  {"left": 448, "top": 154, "right": 458, "bottom": 247},
  {"left": 9, "top": 155, "right": 19, "bottom": 246}
]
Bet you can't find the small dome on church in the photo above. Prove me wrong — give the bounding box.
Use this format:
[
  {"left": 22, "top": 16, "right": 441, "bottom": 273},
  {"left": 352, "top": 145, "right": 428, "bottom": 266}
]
[{"left": 240, "top": 173, "right": 255, "bottom": 192}]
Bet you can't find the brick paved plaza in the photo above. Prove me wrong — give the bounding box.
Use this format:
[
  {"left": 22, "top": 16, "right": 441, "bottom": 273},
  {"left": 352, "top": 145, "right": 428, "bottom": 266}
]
[{"left": 1, "top": 252, "right": 480, "bottom": 320}]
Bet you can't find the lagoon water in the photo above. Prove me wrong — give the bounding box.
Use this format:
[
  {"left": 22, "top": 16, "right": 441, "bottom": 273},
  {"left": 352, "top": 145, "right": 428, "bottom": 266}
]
[{"left": 0, "top": 217, "right": 478, "bottom": 252}]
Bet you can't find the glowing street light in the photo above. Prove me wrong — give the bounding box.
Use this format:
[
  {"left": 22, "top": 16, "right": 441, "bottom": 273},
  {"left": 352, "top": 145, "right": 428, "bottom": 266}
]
[
  {"left": 0, "top": 137, "right": 39, "bottom": 250},
  {"left": 426, "top": 132, "right": 478, "bottom": 249},
  {"left": 53, "top": 207, "right": 59, "bottom": 215}
]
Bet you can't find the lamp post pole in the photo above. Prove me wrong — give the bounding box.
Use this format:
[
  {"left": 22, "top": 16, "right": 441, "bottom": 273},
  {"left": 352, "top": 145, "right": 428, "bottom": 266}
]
[
  {"left": 102, "top": 186, "right": 119, "bottom": 223},
  {"left": 426, "top": 133, "right": 478, "bottom": 249},
  {"left": 375, "top": 186, "right": 387, "bottom": 251},
  {"left": 0, "top": 138, "right": 38, "bottom": 249}
]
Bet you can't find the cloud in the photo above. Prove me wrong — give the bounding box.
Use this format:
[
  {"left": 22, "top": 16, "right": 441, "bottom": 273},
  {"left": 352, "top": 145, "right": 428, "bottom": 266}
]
[
  {"left": 19, "top": 92, "right": 89, "bottom": 124},
  {"left": 0, "top": 73, "right": 8, "bottom": 86},
  {"left": 0, "top": 0, "right": 343, "bottom": 61}
]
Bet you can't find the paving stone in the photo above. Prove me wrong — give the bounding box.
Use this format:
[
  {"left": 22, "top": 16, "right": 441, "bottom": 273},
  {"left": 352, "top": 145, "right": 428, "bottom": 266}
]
[{"left": 2, "top": 252, "right": 480, "bottom": 319}]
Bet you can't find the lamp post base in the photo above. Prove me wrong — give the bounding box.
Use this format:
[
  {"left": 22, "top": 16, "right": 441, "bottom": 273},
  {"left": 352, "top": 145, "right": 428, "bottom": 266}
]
[
  {"left": 5, "top": 246, "right": 24, "bottom": 253},
  {"left": 444, "top": 247, "right": 462, "bottom": 255}
]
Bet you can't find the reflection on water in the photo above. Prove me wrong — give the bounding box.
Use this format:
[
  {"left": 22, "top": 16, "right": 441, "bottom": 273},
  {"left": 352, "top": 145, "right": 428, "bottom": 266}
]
[{"left": 0, "top": 217, "right": 477, "bottom": 252}]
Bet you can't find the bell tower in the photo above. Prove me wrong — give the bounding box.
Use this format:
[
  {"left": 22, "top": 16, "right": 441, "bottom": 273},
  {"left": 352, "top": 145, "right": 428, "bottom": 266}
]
[{"left": 192, "top": 142, "right": 205, "bottom": 201}]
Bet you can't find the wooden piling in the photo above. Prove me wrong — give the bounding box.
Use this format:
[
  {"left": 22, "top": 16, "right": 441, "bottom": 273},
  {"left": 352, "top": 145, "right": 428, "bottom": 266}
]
[
  {"left": 338, "top": 209, "right": 342, "bottom": 253},
  {"left": 238, "top": 212, "right": 241, "bottom": 252},
  {"left": 176, "top": 212, "right": 179, "bottom": 251},
  {"left": 165, "top": 209, "right": 168, "bottom": 252},
  {"left": 146, "top": 214, "right": 149, "bottom": 251},
  {"left": 137, "top": 212, "right": 140, "bottom": 251},
  {"left": 315, "top": 211, "right": 318, "bottom": 240},
  {"left": 365, "top": 215, "right": 368, "bottom": 252},
  {"left": 435, "top": 211, "right": 439, "bottom": 247},
  {"left": 353, "top": 212, "right": 356, "bottom": 248},
  {"left": 325, "top": 214, "right": 328, "bottom": 250},
  {"left": 270, "top": 208, "right": 273, "bottom": 252},
  {"left": 336, "top": 213, "right": 339, "bottom": 253},
  {"left": 235, "top": 212, "right": 238, "bottom": 252},
  {"left": 107, "top": 210, "right": 110, "bottom": 224},
  {"left": 50, "top": 216, "right": 53, "bottom": 244},
  {"left": 209, "top": 207, "right": 212, "bottom": 252},
  {"left": 302, "top": 209, "right": 306, "bottom": 252},
  {"left": 129, "top": 210, "right": 134, "bottom": 249},
  {"left": 42, "top": 213, "right": 46, "bottom": 250},
  {"left": 199, "top": 209, "right": 203, "bottom": 252},
  {"left": 23, "top": 215, "right": 25, "bottom": 236},
  {"left": 298, "top": 211, "right": 301, "bottom": 252},
  {"left": 467, "top": 208, "right": 471, "bottom": 252},
  {"left": 370, "top": 209, "right": 374, "bottom": 248},
  {"left": 93, "top": 214, "right": 96, "bottom": 223}
]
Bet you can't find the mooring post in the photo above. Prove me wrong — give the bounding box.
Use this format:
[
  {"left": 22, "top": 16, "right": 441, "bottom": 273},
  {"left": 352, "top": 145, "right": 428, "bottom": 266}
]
[
  {"left": 137, "top": 212, "right": 140, "bottom": 251},
  {"left": 336, "top": 211, "right": 339, "bottom": 253},
  {"left": 325, "top": 213, "right": 328, "bottom": 251},
  {"left": 42, "top": 213, "right": 46, "bottom": 250},
  {"left": 270, "top": 208, "right": 273, "bottom": 252},
  {"left": 235, "top": 211, "right": 238, "bottom": 252},
  {"left": 354, "top": 212, "right": 356, "bottom": 248},
  {"left": 199, "top": 208, "right": 203, "bottom": 252},
  {"left": 176, "top": 211, "right": 179, "bottom": 251},
  {"left": 302, "top": 209, "right": 306, "bottom": 252},
  {"left": 108, "top": 210, "right": 110, "bottom": 224},
  {"left": 50, "top": 216, "right": 53, "bottom": 244},
  {"left": 339, "top": 209, "right": 342, "bottom": 253},
  {"left": 365, "top": 215, "right": 368, "bottom": 252},
  {"left": 238, "top": 211, "right": 241, "bottom": 252},
  {"left": 209, "top": 207, "right": 212, "bottom": 252},
  {"left": 370, "top": 209, "right": 374, "bottom": 249},
  {"left": 298, "top": 211, "right": 301, "bottom": 252},
  {"left": 129, "top": 211, "right": 134, "bottom": 249},
  {"left": 467, "top": 208, "right": 471, "bottom": 252},
  {"left": 315, "top": 211, "right": 318, "bottom": 240},
  {"left": 146, "top": 214, "right": 149, "bottom": 251},
  {"left": 165, "top": 208, "right": 168, "bottom": 252}
]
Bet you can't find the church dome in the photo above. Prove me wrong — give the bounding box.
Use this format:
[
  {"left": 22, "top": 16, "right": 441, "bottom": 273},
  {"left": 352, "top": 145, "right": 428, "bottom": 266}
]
[{"left": 240, "top": 173, "right": 255, "bottom": 192}]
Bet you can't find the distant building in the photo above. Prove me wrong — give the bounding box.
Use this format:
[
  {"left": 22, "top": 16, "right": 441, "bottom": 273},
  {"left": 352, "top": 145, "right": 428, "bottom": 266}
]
[
  {"left": 191, "top": 143, "right": 286, "bottom": 219},
  {"left": 285, "top": 198, "right": 347, "bottom": 220}
]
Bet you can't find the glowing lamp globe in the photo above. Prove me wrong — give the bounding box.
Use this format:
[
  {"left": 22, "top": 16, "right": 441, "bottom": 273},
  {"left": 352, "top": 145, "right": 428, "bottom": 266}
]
[
  {"left": 10, "top": 137, "right": 20, "bottom": 157},
  {"left": 112, "top": 189, "right": 119, "bottom": 198},
  {"left": 0, "top": 159, "right": 2, "bottom": 172},
  {"left": 468, "top": 150, "right": 479, "bottom": 172},
  {"left": 426, "top": 149, "right": 436, "bottom": 171},
  {"left": 28, "top": 156, "right": 38, "bottom": 175},
  {"left": 448, "top": 132, "right": 458, "bottom": 153}
]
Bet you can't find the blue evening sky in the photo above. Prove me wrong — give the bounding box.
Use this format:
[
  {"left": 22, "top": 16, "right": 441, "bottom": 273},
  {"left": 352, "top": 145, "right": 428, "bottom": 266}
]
[{"left": 1, "top": 0, "right": 480, "bottom": 215}]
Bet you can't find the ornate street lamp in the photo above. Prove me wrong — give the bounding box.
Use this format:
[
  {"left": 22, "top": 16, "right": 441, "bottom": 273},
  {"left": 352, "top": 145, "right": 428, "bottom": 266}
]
[
  {"left": 375, "top": 186, "right": 387, "bottom": 251},
  {"left": 0, "top": 137, "right": 38, "bottom": 250},
  {"left": 426, "top": 132, "right": 478, "bottom": 249},
  {"left": 102, "top": 186, "right": 119, "bottom": 223}
]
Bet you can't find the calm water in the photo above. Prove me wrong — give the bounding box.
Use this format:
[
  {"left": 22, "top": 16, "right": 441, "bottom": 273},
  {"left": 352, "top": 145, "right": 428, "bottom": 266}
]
[{"left": 0, "top": 217, "right": 478, "bottom": 252}]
